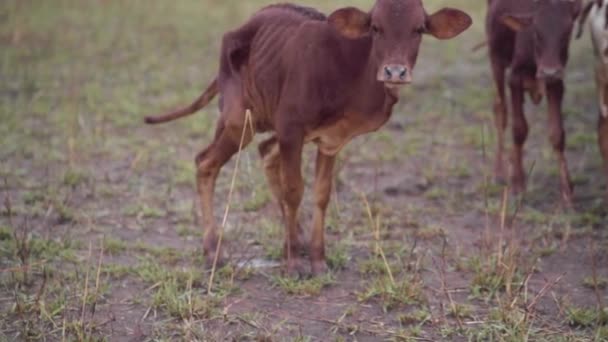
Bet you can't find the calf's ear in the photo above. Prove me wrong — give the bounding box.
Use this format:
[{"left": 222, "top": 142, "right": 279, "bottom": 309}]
[
  {"left": 426, "top": 8, "right": 472, "bottom": 40},
  {"left": 329, "top": 7, "right": 370, "bottom": 39},
  {"left": 501, "top": 14, "right": 533, "bottom": 32}
]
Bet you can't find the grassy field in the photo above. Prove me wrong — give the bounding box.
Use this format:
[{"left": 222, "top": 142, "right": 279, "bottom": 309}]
[{"left": 1, "top": 0, "right": 607, "bottom": 341}]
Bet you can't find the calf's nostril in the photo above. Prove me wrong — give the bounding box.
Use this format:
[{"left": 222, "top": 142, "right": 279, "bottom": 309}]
[
  {"left": 384, "top": 66, "right": 392, "bottom": 79},
  {"left": 399, "top": 68, "right": 407, "bottom": 79}
]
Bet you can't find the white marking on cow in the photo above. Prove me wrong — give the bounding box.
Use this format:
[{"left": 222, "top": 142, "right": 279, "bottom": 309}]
[{"left": 590, "top": 1, "right": 608, "bottom": 66}]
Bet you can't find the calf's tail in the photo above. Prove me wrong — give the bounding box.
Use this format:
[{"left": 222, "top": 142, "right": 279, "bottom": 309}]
[{"left": 144, "top": 78, "right": 218, "bottom": 124}]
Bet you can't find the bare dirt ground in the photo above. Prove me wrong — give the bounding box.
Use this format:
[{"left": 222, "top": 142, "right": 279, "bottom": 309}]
[{"left": 1, "top": 0, "right": 607, "bottom": 341}]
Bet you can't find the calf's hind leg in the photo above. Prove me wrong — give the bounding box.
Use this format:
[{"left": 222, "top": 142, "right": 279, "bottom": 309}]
[{"left": 196, "top": 104, "right": 253, "bottom": 265}]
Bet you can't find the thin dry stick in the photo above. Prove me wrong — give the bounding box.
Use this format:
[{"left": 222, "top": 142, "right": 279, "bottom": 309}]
[
  {"left": 80, "top": 241, "right": 93, "bottom": 331},
  {"left": 87, "top": 238, "right": 104, "bottom": 338},
  {"left": 208, "top": 110, "right": 253, "bottom": 294},
  {"left": 62, "top": 315, "right": 67, "bottom": 342},
  {"left": 437, "top": 238, "right": 464, "bottom": 330},
  {"left": 359, "top": 191, "right": 395, "bottom": 285},
  {"left": 498, "top": 187, "right": 508, "bottom": 266},
  {"left": 507, "top": 161, "right": 535, "bottom": 227},
  {"left": 526, "top": 273, "right": 566, "bottom": 313}
]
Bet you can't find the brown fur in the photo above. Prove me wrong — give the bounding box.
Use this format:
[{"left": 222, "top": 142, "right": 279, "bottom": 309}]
[
  {"left": 145, "top": 1, "right": 471, "bottom": 276},
  {"left": 486, "top": 0, "right": 582, "bottom": 206}
]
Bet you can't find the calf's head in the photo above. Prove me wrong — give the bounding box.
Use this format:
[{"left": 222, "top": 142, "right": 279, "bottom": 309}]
[
  {"left": 328, "top": 0, "right": 471, "bottom": 89},
  {"left": 502, "top": 0, "right": 582, "bottom": 81}
]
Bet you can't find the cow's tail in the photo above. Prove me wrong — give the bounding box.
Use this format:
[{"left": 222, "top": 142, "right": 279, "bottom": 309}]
[{"left": 144, "top": 78, "right": 219, "bottom": 124}]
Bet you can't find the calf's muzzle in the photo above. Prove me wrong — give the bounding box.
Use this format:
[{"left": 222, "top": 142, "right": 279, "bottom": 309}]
[{"left": 380, "top": 64, "right": 412, "bottom": 84}]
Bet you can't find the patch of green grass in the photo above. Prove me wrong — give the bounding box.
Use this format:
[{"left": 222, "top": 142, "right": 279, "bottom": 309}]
[
  {"left": 448, "top": 303, "right": 474, "bottom": 320},
  {"left": 582, "top": 276, "right": 608, "bottom": 290},
  {"left": 123, "top": 203, "right": 166, "bottom": 219},
  {"left": 103, "top": 236, "right": 128, "bottom": 255},
  {"left": 133, "top": 241, "right": 185, "bottom": 264},
  {"left": 413, "top": 225, "right": 446, "bottom": 240},
  {"left": 358, "top": 256, "right": 398, "bottom": 276},
  {"left": 152, "top": 275, "right": 219, "bottom": 320},
  {"left": 102, "top": 264, "right": 134, "bottom": 279},
  {"left": 565, "top": 306, "right": 608, "bottom": 328},
  {"left": 326, "top": 240, "right": 350, "bottom": 271},
  {"left": 242, "top": 187, "right": 271, "bottom": 212},
  {"left": 468, "top": 253, "right": 524, "bottom": 301},
  {"left": 424, "top": 187, "right": 448, "bottom": 201},
  {"left": 398, "top": 308, "right": 432, "bottom": 326},
  {"left": 62, "top": 168, "right": 89, "bottom": 188},
  {"left": 271, "top": 274, "right": 334, "bottom": 296},
  {"left": 357, "top": 275, "right": 424, "bottom": 312},
  {"left": 176, "top": 224, "right": 200, "bottom": 237},
  {"left": 255, "top": 218, "right": 283, "bottom": 261}
]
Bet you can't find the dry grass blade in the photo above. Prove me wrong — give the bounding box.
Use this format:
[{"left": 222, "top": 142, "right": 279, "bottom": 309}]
[
  {"left": 358, "top": 191, "right": 395, "bottom": 286},
  {"left": 80, "top": 241, "right": 93, "bottom": 332},
  {"left": 526, "top": 273, "right": 566, "bottom": 313},
  {"left": 208, "top": 109, "right": 254, "bottom": 294}
]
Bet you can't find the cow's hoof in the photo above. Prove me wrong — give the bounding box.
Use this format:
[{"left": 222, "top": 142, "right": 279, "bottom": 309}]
[
  {"left": 493, "top": 166, "right": 507, "bottom": 186},
  {"left": 204, "top": 248, "right": 226, "bottom": 270},
  {"left": 510, "top": 173, "right": 526, "bottom": 196},
  {"left": 285, "top": 257, "right": 307, "bottom": 279},
  {"left": 311, "top": 260, "right": 328, "bottom": 276},
  {"left": 560, "top": 189, "right": 574, "bottom": 209}
]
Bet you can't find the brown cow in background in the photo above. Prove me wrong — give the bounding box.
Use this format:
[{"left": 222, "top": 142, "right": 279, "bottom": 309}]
[
  {"left": 145, "top": 1, "right": 472, "bottom": 276},
  {"left": 486, "top": 0, "right": 582, "bottom": 206}
]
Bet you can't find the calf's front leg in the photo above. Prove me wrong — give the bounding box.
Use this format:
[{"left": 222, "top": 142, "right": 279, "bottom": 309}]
[
  {"left": 546, "top": 80, "right": 573, "bottom": 206},
  {"left": 310, "top": 150, "right": 336, "bottom": 276},
  {"left": 278, "top": 130, "right": 306, "bottom": 277},
  {"left": 509, "top": 72, "right": 528, "bottom": 195}
]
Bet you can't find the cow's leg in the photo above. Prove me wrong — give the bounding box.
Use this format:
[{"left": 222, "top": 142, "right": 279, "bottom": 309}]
[
  {"left": 258, "top": 136, "right": 306, "bottom": 251},
  {"left": 546, "top": 80, "right": 573, "bottom": 206},
  {"left": 196, "top": 105, "right": 253, "bottom": 265},
  {"left": 310, "top": 149, "right": 336, "bottom": 276},
  {"left": 597, "top": 72, "right": 608, "bottom": 200},
  {"left": 259, "top": 136, "right": 284, "bottom": 216},
  {"left": 490, "top": 55, "right": 509, "bottom": 183},
  {"left": 509, "top": 72, "right": 528, "bottom": 195},
  {"left": 277, "top": 130, "right": 305, "bottom": 276},
  {"left": 596, "top": 67, "right": 608, "bottom": 119},
  {"left": 599, "top": 112, "right": 608, "bottom": 201}
]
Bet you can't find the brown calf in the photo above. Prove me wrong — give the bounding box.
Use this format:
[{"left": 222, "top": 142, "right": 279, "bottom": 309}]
[
  {"left": 145, "top": 1, "right": 472, "bottom": 276},
  {"left": 486, "top": 0, "right": 582, "bottom": 205}
]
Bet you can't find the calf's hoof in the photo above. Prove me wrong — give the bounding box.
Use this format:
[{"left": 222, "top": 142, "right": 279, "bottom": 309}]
[
  {"left": 284, "top": 257, "right": 307, "bottom": 279},
  {"left": 311, "top": 260, "right": 328, "bottom": 277},
  {"left": 510, "top": 175, "right": 526, "bottom": 196},
  {"left": 493, "top": 166, "right": 508, "bottom": 185},
  {"left": 560, "top": 185, "right": 574, "bottom": 209},
  {"left": 204, "top": 251, "right": 226, "bottom": 270}
]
